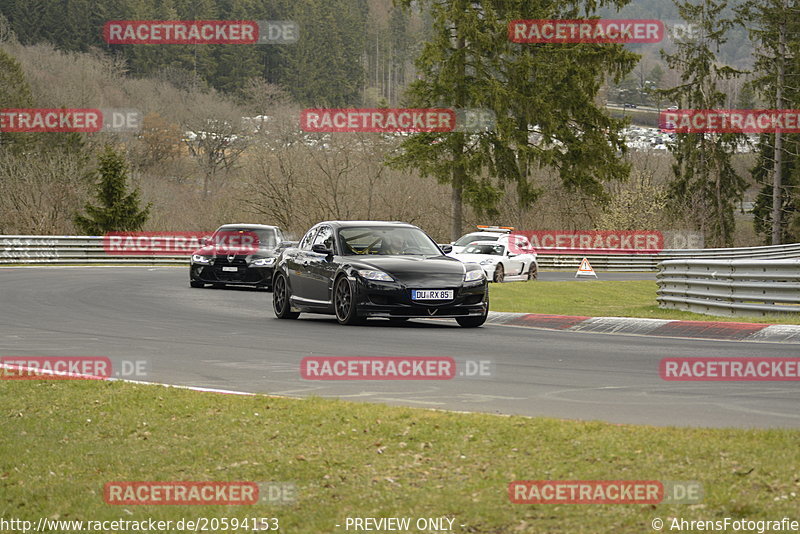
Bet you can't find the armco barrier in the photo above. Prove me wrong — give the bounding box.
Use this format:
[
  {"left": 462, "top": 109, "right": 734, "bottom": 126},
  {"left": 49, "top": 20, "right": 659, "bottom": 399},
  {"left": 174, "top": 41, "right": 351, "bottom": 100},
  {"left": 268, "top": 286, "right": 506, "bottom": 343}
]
[
  {"left": 657, "top": 259, "right": 800, "bottom": 317},
  {"left": 537, "top": 242, "right": 800, "bottom": 271},
  {"left": 0, "top": 236, "right": 185, "bottom": 265},
  {"left": 2, "top": 235, "right": 800, "bottom": 270}
]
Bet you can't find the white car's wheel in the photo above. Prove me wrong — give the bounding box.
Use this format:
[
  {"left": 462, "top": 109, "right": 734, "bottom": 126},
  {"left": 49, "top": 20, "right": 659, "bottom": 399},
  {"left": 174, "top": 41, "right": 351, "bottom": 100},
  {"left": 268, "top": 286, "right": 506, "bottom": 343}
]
[
  {"left": 493, "top": 264, "right": 505, "bottom": 283},
  {"left": 527, "top": 262, "right": 538, "bottom": 280}
]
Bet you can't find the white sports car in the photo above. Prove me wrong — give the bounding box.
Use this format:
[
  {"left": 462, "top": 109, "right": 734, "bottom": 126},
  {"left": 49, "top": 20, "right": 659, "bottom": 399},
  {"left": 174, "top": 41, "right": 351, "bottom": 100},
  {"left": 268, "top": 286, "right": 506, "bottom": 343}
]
[{"left": 450, "top": 241, "right": 537, "bottom": 282}]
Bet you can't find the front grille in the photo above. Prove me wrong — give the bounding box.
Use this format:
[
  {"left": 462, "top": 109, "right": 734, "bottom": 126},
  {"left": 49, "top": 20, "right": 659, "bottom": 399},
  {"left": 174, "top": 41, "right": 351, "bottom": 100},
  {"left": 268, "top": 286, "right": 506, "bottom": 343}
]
[
  {"left": 213, "top": 256, "right": 247, "bottom": 266},
  {"left": 211, "top": 255, "right": 248, "bottom": 281}
]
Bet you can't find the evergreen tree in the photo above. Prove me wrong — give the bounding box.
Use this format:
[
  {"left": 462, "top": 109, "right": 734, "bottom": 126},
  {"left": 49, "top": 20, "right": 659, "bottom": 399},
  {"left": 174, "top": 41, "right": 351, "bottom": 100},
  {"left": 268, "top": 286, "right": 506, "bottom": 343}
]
[
  {"left": 737, "top": 0, "right": 800, "bottom": 244},
  {"left": 74, "top": 145, "right": 151, "bottom": 234},
  {"left": 280, "top": 0, "right": 368, "bottom": 106},
  {"left": 390, "top": 0, "right": 637, "bottom": 240},
  {"left": 660, "top": 0, "right": 747, "bottom": 247},
  {"left": 0, "top": 47, "right": 35, "bottom": 153},
  {"left": 212, "top": 0, "right": 262, "bottom": 95}
]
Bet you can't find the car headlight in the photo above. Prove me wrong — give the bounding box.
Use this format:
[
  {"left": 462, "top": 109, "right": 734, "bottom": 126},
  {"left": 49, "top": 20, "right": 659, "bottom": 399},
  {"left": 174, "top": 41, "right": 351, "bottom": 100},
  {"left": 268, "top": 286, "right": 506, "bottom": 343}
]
[
  {"left": 479, "top": 259, "right": 496, "bottom": 265},
  {"left": 357, "top": 269, "right": 394, "bottom": 282},
  {"left": 191, "top": 254, "right": 211, "bottom": 264},
  {"left": 251, "top": 257, "right": 276, "bottom": 267},
  {"left": 464, "top": 269, "right": 486, "bottom": 282}
]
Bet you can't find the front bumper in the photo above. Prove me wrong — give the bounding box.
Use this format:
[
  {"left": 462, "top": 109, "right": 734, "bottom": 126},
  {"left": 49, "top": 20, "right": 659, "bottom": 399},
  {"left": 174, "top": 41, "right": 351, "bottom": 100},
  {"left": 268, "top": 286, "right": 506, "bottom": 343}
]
[
  {"left": 352, "top": 278, "right": 488, "bottom": 318},
  {"left": 190, "top": 263, "right": 273, "bottom": 286}
]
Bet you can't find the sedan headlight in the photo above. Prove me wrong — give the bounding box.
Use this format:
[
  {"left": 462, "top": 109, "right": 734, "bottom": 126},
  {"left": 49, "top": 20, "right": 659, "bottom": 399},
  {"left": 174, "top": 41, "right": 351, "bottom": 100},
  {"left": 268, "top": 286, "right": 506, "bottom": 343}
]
[
  {"left": 357, "top": 269, "right": 394, "bottom": 282},
  {"left": 464, "top": 269, "right": 486, "bottom": 282},
  {"left": 479, "top": 259, "right": 497, "bottom": 265},
  {"left": 191, "top": 254, "right": 212, "bottom": 264},
  {"left": 251, "top": 257, "right": 276, "bottom": 267}
]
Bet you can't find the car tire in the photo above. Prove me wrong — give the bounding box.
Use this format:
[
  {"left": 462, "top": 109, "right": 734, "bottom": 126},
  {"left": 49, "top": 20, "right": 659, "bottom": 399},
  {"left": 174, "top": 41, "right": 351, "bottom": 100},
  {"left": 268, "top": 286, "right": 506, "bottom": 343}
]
[
  {"left": 457, "top": 294, "right": 488, "bottom": 328},
  {"left": 273, "top": 273, "right": 299, "bottom": 319},
  {"left": 493, "top": 264, "right": 505, "bottom": 283},
  {"left": 334, "top": 276, "right": 364, "bottom": 325},
  {"left": 527, "top": 263, "right": 538, "bottom": 280},
  {"left": 456, "top": 315, "right": 487, "bottom": 328},
  {"left": 190, "top": 280, "right": 204, "bottom": 288}
]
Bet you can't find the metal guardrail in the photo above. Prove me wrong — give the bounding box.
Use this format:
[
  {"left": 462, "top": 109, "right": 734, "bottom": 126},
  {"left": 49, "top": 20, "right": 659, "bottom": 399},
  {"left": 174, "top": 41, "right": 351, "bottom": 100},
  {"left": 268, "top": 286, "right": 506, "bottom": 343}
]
[
  {"left": 2, "top": 235, "right": 800, "bottom": 271},
  {"left": 657, "top": 259, "right": 800, "bottom": 316},
  {"left": 0, "top": 236, "right": 186, "bottom": 265},
  {"left": 537, "top": 242, "right": 800, "bottom": 270}
]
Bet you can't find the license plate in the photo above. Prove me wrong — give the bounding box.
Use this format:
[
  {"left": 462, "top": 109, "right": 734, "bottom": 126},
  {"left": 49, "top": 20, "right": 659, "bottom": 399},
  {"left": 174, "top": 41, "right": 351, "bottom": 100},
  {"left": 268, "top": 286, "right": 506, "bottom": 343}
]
[
  {"left": 412, "top": 289, "right": 453, "bottom": 300},
  {"left": 221, "top": 266, "right": 238, "bottom": 272}
]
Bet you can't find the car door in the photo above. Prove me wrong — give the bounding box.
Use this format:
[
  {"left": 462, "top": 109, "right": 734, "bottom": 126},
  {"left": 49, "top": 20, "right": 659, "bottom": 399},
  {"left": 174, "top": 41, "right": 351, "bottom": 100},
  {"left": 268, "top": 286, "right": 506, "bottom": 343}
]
[
  {"left": 305, "top": 225, "right": 339, "bottom": 303},
  {"left": 284, "top": 226, "right": 317, "bottom": 299},
  {"left": 503, "top": 245, "right": 526, "bottom": 275}
]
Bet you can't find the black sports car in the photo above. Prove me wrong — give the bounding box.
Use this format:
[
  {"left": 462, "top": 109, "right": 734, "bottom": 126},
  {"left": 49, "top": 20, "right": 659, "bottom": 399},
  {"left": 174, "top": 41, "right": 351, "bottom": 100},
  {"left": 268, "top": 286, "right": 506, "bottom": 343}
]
[
  {"left": 190, "top": 223, "right": 287, "bottom": 290},
  {"left": 271, "top": 221, "right": 489, "bottom": 327}
]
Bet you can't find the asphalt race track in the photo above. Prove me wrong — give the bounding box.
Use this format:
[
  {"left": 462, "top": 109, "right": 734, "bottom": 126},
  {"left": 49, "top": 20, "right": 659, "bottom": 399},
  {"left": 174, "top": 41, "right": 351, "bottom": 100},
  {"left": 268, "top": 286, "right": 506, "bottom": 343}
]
[{"left": 1, "top": 266, "right": 797, "bottom": 429}]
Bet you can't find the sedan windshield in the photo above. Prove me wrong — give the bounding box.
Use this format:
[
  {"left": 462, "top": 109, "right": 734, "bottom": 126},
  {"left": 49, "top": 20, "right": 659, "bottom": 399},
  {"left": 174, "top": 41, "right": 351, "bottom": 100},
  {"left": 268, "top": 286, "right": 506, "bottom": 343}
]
[
  {"left": 464, "top": 244, "right": 504, "bottom": 255},
  {"left": 215, "top": 228, "right": 277, "bottom": 249},
  {"left": 339, "top": 227, "right": 442, "bottom": 256},
  {"left": 453, "top": 233, "right": 499, "bottom": 246}
]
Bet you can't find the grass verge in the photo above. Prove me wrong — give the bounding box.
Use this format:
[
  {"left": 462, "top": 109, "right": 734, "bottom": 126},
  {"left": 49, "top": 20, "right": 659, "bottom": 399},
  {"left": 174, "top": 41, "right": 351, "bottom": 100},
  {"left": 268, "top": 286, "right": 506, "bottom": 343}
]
[
  {"left": 1, "top": 380, "right": 799, "bottom": 533},
  {"left": 490, "top": 280, "right": 800, "bottom": 325}
]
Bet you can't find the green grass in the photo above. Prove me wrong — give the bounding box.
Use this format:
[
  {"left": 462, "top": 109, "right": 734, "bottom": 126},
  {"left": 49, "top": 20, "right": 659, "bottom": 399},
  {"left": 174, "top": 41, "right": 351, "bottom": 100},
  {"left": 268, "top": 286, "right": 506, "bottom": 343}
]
[
  {"left": 490, "top": 280, "right": 800, "bottom": 324},
  {"left": 1, "top": 381, "right": 799, "bottom": 533}
]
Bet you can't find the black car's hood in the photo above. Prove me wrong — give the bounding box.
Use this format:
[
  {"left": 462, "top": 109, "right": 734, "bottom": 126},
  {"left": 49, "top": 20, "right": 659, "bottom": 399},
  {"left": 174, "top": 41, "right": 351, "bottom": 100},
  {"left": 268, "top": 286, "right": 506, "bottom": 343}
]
[
  {"left": 193, "top": 245, "right": 275, "bottom": 258},
  {"left": 352, "top": 255, "right": 468, "bottom": 287}
]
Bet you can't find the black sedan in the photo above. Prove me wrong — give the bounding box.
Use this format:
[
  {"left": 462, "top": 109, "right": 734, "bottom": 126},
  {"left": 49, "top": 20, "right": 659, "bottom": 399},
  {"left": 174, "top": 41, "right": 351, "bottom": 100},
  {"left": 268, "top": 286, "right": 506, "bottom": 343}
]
[
  {"left": 271, "top": 221, "right": 489, "bottom": 327},
  {"left": 190, "top": 224, "right": 287, "bottom": 290}
]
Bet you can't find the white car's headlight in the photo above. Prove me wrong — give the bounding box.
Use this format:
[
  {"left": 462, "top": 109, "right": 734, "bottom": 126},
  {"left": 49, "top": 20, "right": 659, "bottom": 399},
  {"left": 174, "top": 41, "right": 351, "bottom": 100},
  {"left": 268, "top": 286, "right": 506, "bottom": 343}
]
[
  {"left": 192, "top": 254, "right": 212, "bottom": 264},
  {"left": 252, "top": 257, "right": 276, "bottom": 267},
  {"left": 479, "top": 259, "right": 497, "bottom": 265},
  {"left": 464, "top": 269, "right": 485, "bottom": 282},
  {"left": 357, "top": 269, "right": 393, "bottom": 281}
]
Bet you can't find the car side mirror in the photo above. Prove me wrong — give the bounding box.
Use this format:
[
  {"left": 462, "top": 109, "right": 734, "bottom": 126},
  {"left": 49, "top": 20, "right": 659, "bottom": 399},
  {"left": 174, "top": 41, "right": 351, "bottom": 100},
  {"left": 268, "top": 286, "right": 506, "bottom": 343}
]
[
  {"left": 311, "top": 243, "right": 333, "bottom": 256},
  {"left": 199, "top": 236, "right": 209, "bottom": 246},
  {"left": 439, "top": 244, "right": 453, "bottom": 254}
]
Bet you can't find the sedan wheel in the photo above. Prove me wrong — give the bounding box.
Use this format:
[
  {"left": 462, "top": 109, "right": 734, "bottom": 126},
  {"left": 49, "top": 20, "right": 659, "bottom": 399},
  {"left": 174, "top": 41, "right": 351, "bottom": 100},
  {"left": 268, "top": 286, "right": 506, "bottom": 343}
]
[
  {"left": 334, "top": 276, "right": 363, "bottom": 325},
  {"left": 456, "top": 295, "right": 488, "bottom": 328},
  {"left": 527, "top": 263, "right": 538, "bottom": 280},
  {"left": 493, "top": 264, "right": 505, "bottom": 283},
  {"left": 273, "top": 274, "right": 299, "bottom": 319}
]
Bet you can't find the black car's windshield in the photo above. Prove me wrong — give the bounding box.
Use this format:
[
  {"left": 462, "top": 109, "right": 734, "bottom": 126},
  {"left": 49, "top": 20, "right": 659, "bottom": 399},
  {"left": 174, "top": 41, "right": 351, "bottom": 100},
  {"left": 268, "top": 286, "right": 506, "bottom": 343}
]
[
  {"left": 214, "top": 228, "right": 277, "bottom": 249},
  {"left": 339, "top": 227, "right": 442, "bottom": 256},
  {"left": 453, "top": 233, "right": 500, "bottom": 246},
  {"left": 464, "top": 244, "right": 504, "bottom": 255}
]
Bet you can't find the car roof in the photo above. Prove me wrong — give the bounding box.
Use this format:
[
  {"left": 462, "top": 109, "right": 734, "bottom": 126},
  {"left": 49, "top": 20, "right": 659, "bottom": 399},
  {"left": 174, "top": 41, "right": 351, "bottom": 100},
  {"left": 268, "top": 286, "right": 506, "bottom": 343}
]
[
  {"left": 217, "top": 223, "right": 280, "bottom": 230},
  {"left": 314, "top": 220, "right": 418, "bottom": 229},
  {"left": 466, "top": 240, "right": 505, "bottom": 246}
]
